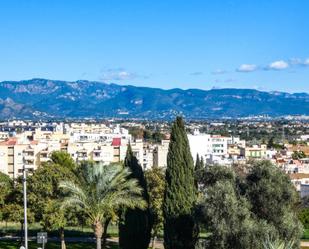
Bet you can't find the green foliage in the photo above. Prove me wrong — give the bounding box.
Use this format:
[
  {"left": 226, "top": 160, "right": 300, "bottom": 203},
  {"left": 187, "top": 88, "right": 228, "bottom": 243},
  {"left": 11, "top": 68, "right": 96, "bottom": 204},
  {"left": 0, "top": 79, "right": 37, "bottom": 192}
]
[
  {"left": 129, "top": 127, "right": 144, "bottom": 139},
  {"left": 245, "top": 161, "right": 302, "bottom": 244},
  {"left": 0, "top": 172, "right": 13, "bottom": 220},
  {"left": 263, "top": 238, "right": 295, "bottom": 249},
  {"left": 129, "top": 127, "right": 165, "bottom": 143},
  {"left": 292, "top": 151, "right": 306, "bottom": 160},
  {"left": 151, "top": 131, "right": 165, "bottom": 143},
  {"left": 198, "top": 180, "right": 275, "bottom": 249},
  {"left": 60, "top": 162, "right": 146, "bottom": 249},
  {"left": 119, "top": 144, "right": 152, "bottom": 249},
  {"left": 145, "top": 167, "right": 165, "bottom": 240},
  {"left": 1, "top": 203, "right": 34, "bottom": 225},
  {"left": 299, "top": 197, "right": 309, "bottom": 229},
  {"left": 28, "top": 151, "right": 77, "bottom": 222},
  {"left": 0, "top": 240, "right": 120, "bottom": 249},
  {"left": 41, "top": 200, "right": 67, "bottom": 232},
  {"left": 0, "top": 175, "right": 35, "bottom": 229},
  {"left": 50, "top": 151, "right": 76, "bottom": 171},
  {"left": 163, "top": 117, "right": 198, "bottom": 249},
  {"left": 267, "top": 137, "right": 285, "bottom": 149},
  {"left": 199, "top": 164, "right": 236, "bottom": 190},
  {"left": 198, "top": 161, "right": 302, "bottom": 249},
  {"left": 194, "top": 154, "right": 204, "bottom": 186}
]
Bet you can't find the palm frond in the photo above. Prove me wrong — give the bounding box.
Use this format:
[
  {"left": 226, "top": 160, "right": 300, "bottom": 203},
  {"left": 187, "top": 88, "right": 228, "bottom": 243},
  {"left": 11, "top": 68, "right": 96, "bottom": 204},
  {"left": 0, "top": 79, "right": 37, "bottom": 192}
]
[{"left": 59, "top": 163, "right": 146, "bottom": 223}]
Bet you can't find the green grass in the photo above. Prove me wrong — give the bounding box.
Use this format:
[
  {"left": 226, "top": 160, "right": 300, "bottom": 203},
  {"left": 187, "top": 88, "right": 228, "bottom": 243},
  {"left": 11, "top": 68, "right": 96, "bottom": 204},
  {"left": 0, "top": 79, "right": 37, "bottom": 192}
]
[
  {"left": 303, "top": 229, "right": 309, "bottom": 240},
  {"left": 0, "top": 241, "right": 119, "bottom": 249},
  {"left": 0, "top": 222, "right": 118, "bottom": 238}
]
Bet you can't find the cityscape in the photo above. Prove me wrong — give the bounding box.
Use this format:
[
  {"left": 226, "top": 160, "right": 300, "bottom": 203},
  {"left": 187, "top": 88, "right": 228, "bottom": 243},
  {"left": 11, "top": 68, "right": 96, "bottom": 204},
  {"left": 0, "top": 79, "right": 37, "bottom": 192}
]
[{"left": 1, "top": 1, "right": 309, "bottom": 249}]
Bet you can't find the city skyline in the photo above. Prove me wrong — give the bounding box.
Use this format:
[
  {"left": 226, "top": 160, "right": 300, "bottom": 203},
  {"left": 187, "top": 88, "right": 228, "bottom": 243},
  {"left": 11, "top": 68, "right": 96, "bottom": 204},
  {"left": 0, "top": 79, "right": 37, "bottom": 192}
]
[{"left": 1, "top": 0, "right": 309, "bottom": 93}]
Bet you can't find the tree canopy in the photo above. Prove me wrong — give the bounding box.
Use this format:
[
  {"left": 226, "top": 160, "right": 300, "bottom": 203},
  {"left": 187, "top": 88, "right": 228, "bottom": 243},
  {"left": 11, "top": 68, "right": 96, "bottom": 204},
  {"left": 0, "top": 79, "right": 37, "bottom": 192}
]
[
  {"left": 198, "top": 161, "right": 302, "bottom": 249},
  {"left": 60, "top": 162, "right": 146, "bottom": 249},
  {"left": 163, "top": 117, "right": 198, "bottom": 249},
  {"left": 119, "top": 144, "right": 152, "bottom": 249}
]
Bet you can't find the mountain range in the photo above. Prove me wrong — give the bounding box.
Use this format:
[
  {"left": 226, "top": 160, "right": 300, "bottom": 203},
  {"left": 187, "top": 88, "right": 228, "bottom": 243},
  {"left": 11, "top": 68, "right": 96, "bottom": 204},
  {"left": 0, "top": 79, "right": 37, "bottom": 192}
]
[{"left": 0, "top": 78, "right": 308, "bottom": 119}]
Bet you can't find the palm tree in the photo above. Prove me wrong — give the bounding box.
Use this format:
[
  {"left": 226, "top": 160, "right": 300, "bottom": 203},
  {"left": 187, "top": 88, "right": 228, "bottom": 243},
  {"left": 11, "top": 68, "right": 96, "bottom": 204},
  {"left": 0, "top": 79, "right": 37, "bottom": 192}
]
[{"left": 59, "top": 163, "right": 146, "bottom": 249}]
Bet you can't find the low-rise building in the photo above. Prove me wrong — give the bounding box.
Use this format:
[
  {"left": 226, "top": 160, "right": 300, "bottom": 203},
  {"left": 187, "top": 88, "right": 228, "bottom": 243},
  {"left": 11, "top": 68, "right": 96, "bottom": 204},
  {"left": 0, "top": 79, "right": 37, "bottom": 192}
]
[{"left": 241, "top": 144, "right": 267, "bottom": 159}]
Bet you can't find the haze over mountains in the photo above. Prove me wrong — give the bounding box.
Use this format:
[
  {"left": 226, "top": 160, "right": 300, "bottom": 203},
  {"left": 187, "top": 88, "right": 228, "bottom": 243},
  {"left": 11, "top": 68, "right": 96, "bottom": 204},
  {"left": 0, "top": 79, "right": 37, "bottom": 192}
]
[{"left": 0, "top": 79, "right": 308, "bottom": 119}]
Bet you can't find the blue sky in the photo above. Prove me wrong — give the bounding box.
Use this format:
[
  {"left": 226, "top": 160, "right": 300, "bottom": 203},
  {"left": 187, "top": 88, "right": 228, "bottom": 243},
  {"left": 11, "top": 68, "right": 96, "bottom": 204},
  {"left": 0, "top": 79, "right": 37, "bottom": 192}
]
[{"left": 1, "top": 0, "right": 309, "bottom": 93}]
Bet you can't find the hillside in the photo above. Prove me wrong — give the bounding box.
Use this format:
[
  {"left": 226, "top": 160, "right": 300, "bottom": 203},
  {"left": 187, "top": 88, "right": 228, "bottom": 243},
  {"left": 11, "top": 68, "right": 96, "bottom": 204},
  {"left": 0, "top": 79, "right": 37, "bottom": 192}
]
[{"left": 0, "top": 79, "right": 308, "bottom": 119}]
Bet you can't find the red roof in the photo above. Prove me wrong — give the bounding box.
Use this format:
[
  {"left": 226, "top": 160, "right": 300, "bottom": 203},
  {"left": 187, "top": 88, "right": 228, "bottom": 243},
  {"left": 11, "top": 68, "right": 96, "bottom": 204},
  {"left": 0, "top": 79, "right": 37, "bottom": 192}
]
[
  {"left": 112, "top": 137, "right": 121, "bottom": 146},
  {"left": 31, "top": 140, "right": 38, "bottom": 145},
  {"left": 0, "top": 138, "right": 17, "bottom": 146}
]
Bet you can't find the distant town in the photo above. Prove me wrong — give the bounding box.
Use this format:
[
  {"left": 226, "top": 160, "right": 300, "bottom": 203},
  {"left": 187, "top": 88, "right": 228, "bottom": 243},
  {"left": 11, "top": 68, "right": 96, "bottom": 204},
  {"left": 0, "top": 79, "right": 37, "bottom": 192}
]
[{"left": 1, "top": 118, "right": 309, "bottom": 197}]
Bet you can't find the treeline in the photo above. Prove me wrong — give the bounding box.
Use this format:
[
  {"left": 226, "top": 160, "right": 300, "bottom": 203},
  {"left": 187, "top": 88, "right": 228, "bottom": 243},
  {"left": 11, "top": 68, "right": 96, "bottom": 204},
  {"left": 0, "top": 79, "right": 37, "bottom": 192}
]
[{"left": 0, "top": 117, "right": 305, "bottom": 249}]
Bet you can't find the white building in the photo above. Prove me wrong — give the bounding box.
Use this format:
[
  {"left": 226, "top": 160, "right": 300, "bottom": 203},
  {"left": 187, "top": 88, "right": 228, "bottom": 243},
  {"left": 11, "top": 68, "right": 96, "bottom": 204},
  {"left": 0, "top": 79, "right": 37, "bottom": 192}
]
[
  {"left": 153, "top": 140, "right": 169, "bottom": 168},
  {"left": 187, "top": 129, "right": 244, "bottom": 165}
]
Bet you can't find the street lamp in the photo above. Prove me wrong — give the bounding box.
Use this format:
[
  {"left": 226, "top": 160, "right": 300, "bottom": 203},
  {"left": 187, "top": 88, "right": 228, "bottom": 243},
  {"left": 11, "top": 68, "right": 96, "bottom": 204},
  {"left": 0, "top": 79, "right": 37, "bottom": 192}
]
[{"left": 22, "top": 157, "right": 28, "bottom": 249}]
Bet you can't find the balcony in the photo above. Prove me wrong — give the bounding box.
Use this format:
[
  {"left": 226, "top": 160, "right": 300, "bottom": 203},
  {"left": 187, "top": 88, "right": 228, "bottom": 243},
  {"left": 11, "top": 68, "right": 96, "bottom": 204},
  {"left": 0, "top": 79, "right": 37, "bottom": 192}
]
[
  {"left": 24, "top": 155, "right": 35, "bottom": 161},
  {"left": 40, "top": 157, "right": 50, "bottom": 162}
]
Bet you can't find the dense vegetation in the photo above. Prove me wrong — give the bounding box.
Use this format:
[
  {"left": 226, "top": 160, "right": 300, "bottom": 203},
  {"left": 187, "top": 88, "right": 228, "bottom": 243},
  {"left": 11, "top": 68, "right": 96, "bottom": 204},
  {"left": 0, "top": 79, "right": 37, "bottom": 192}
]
[
  {"left": 0, "top": 117, "right": 306, "bottom": 249},
  {"left": 119, "top": 145, "right": 152, "bottom": 249},
  {"left": 197, "top": 161, "right": 302, "bottom": 249}
]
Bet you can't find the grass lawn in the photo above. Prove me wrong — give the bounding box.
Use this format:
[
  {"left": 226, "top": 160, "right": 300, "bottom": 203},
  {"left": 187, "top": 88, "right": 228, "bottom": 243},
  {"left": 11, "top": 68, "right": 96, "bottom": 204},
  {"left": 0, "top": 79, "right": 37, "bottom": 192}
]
[
  {"left": 0, "top": 222, "right": 118, "bottom": 238},
  {"left": 0, "top": 241, "right": 119, "bottom": 249},
  {"left": 303, "top": 229, "right": 309, "bottom": 240}
]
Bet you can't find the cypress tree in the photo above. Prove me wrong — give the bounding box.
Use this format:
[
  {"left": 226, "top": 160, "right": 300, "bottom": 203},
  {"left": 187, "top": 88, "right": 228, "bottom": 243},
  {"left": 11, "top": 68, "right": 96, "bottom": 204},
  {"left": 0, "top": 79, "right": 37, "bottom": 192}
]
[
  {"left": 195, "top": 154, "right": 201, "bottom": 171},
  {"left": 195, "top": 153, "right": 205, "bottom": 188},
  {"left": 119, "top": 144, "right": 152, "bottom": 249},
  {"left": 200, "top": 156, "right": 204, "bottom": 168},
  {"left": 163, "top": 117, "right": 198, "bottom": 249}
]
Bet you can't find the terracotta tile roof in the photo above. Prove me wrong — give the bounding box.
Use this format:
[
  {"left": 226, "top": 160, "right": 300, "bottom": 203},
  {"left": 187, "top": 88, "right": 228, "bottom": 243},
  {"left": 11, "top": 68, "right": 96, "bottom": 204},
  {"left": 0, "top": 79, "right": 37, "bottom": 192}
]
[
  {"left": 0, "top": 138, "right": 17, "bottom": 146},
  {"left": 289, "top": 173, "right": 309, "bottom": 180}
]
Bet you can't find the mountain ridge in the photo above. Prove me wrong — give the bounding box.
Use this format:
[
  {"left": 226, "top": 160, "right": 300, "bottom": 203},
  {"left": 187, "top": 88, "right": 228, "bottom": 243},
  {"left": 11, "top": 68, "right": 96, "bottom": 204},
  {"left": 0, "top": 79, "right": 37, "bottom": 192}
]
[{"left": 0, "top": 78, "right": 308, "bottom": 119}]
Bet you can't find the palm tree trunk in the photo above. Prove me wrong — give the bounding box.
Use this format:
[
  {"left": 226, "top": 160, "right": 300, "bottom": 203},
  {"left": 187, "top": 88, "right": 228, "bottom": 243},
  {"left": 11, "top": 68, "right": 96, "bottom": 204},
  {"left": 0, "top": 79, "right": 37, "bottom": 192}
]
[
  {"left": 96, "top": 237, "right": 102, "bottom": 249},
  {"left": 102, "top": 217, "right": 111, "bottom": 249},
  {"left": 93, "top": 220, "right": 103, "bottom": 249},
  {"left": 151, "top": 235, "right": 155, "bottom": 249},
  {"left": 60, "top": 227, "right": 66, "bottom": 249}
]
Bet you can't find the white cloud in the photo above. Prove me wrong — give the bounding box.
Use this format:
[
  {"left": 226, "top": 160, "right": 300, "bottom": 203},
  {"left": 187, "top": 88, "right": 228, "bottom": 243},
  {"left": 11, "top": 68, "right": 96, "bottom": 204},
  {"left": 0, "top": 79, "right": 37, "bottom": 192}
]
[
  {"left": 289, "top": 58, "right": 309, "bottom": 66},
  {"left": 267, "top": 60, "right": 289, "bottom": 70},
  {"left": 289, "top": 58, "right": 303, "bottom": 65},
  {"left": 236, "top": 64, "right": 257, "bottom": 72},
  {"left": 100, "top": 68, "right": 137, "bottom": 81},
  {"left": 212, "top": 69, "right": 227, "bottom": 75}
]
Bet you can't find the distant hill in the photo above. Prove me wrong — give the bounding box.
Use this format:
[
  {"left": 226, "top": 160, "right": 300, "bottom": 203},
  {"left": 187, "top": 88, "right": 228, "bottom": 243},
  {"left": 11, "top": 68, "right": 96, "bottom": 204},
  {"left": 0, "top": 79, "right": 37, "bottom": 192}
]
[{"left": 0, "top": 78, "right": 308, "bottom": 119}]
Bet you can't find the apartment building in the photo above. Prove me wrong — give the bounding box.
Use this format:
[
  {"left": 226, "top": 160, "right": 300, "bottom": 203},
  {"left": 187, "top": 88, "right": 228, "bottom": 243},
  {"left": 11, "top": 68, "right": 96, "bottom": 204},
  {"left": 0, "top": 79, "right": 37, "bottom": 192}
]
[
  {"left": 187, "top": 129, "right": 245, "bottom": 164},
  {"left": 0, "top": 138, "right": 42, "bottom": 178},
  {"left": 153, "top": 140, "right": 169, "bottom": 168}
]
